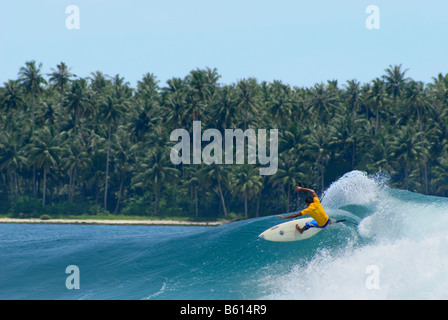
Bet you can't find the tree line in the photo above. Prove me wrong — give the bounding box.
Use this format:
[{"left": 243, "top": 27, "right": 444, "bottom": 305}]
[{"left": 1, "top": 61, "right": 448, "bottom": 219}]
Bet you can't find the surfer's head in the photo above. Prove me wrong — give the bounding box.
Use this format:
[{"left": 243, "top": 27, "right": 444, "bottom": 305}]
[{"left": 305, "top": 196, "right": 313, "bottom": 205}]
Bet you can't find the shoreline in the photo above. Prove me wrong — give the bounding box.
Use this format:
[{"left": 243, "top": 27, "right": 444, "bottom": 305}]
[{"left": 0, "top": 217, "right": 227, "bottom": 227}]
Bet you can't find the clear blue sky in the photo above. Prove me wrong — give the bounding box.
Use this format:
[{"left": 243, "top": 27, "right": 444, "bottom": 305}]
[{"left": 1, "top": 0, "right": 447, "bottom": 88}]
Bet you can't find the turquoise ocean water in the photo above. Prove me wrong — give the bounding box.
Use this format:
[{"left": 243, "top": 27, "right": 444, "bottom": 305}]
[{"left": 1, "top": 171, "right": 448, "bottom": 300}]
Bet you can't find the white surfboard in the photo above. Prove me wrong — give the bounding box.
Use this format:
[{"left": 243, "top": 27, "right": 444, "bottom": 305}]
[{"left": 258, "top": 218, "right": 336, "bottom": 242}]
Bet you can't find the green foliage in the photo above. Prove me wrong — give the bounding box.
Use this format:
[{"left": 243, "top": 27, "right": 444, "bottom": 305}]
[
  {"left": 120, "top": 197, "right": 149, "bottom": 216},
  {"left": 9, "top": 196, "right": 42, "bottom": 218},
  {"left": 1, "top": 62, "right": 448, "bottom": 220}
]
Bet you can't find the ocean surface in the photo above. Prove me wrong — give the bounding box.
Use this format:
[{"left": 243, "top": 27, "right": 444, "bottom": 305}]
[{"left": 1, "top": 171, "right": 448, "bottom": 300}]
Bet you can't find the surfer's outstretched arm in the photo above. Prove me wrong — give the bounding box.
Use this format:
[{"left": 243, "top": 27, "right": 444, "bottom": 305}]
[
  {"left": 296, "top": 186, "right": 318, "bottom": 198},
  {"left": 277, "top": 211, "right": 303, "bottom": 219}
]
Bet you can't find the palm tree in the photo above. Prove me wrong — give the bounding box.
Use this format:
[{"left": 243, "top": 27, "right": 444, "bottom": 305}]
[
  {"left": 64, "top": 78, "right": 93, "bottom": 135},
  {"left": 268, "top": 80, "right": 294, "bottom": 127},
  {"left": 428, "top": 73, "right": 448, "bottom": 112},
  {"left": 198, "top": 163, "right": 231, "bottom": 218},
  {"left": 212, "top": 84, "right": 238, "bottom": 130},
  {"left": 129, "top": 100, "right": 159, "bottom": 142},
  {"left": 48, "top": 62, "right": 73, "bottom": 127},
  {"left": 62, "top": 137, "right": 92, "bottom": 203},
  {"left": 308, "top": 83, "right": 338, "bottom": 121},
  {"left": 28, "top": 127, "right": 63, "bottom": 206},
  {"left": 181, "top": 68, "right": 220, "bottom": 126},
  {"left": 136, "top": 73, "right": 160, "bottom": 105},
  {"left": 390, "top": 125, "right": 423, "bottom": 190},
  {"left": 328, "top": 112, "right": 370, "bottom": 170},
  {"left": 89, "top": 71, "right": 110, "bottom": 95},
  {"left": 98, "top": 94, "right": 127, "bottom": 211},
  {"left": 98, "top": 75, "right": 133, "bottom": 210},
  {"left": 382, "top": 64, "right": 409, "bottom": 113},
  {"left": 431, "top": 149, "right": 448, "bottom": 196},
  {"left": 187, "top": 67, "right": 220, "bottom": 103},
  {"left": 109, "top": 129, "right": 134, "bottom": 214},
  {"left": 48, "top": 62, "right": 73, "bottom": 92},
  {"left": 0, "top": 131, "right": 28, "bottom": 202},
  {"left": 133, "top": 148, "right": 179, "bottom": 215},
  {"left": 162, "top": 77, "right": 188, "bottom": 128},
  {"left": 1, "top": 80, "right": 24, "bottom": 131},
  {"left": 182, "top": 166, "right": 201, "bottom": 218},
  {"left": 365, "top": 78, "right": 388, "bottom": 135},
  {"left": 270, "top": 157, "right": 304, "bottom": 212},
  {"left": 344, "top": 79, "right": 362, "bottom": 115},
  {"left": 83, "top": 131, "right": 106, "bottom": 205},
  {"left": 18, "top": 61, "right": 47, "bottom": 132},
  {"left": 231, "top": 165, "right": 262, "bottom": 219},
  {"left": 236, "top": 78, "right": 260, "bottom": 130},
  {"left": 404, "top": 80, "right": 432, "bottom": 129},
  {"left": 279, "top": 125, "right": 306, "bottom": 157},
  {"left": 404, "top": 80, "right": 432, "bottom": 193},
  {"left": 1, "top": 80, "right": 24, "bottom": 112},
  {"left": 303, "top": 126, "right": 331, "bottom": 192}
]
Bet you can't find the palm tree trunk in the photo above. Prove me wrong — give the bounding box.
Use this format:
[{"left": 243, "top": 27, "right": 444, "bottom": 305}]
[
  {"left": 104, "top": 126, "right": 111, "bottom": 211},
  {"left": 14, "top": 172, "right": 19, "bottom": 196},
  {"left": 58, "top": 95, "right": 63, "bottom": 131},
  {"left": 417, "top": 108, "right": 429, "bottom": 194},
  {"left": 31, "top": 96, "right": 35, "bottom": 133},
  {"left": 154, "top": 185, "right": 159, "bottom": 215},
  {"left": 320, "top": 165, "right": 325, "bottom": 192},
  {"left": 8, "top": 171, "right": 14, "bottom": 203},
  {"left": 352, "top": 140, "right": 356, "bottom": 170},
  {"left": 33, "top": 166, "right": 37, "bottom": 197},
  {"left": 404, "top": 162, "right": 409, "bottom": 189},
  {"left": 42, "top": 166, "right": 47, "bottom": 207},
  {"left": 72, "top": 168, "right": 77, "bottom": 202},
  {"left": 114, "top": 174, "right": 124, "bottom": 215},
  {"left": 95, "top": 184, "right": 99, "bottom": 204},
  {"left": 68, "top": 168, "right": 73, "bottom": 202},
  {"left": 375, "top": 105, "right": 379, "bottom": 135},
  {"left": 244, "top": 195, "right": 248, "bottom": 219},
  {"left": 217, "top": 180, "right": 227, "bottom": 218},
  {"left": 1, "top": 173, "right": 8, "bottom": 203},
  {"left": 256, "top": 191, "right": 262, "bottom": 217},
  {"left": 194, "top": 186, "right": 198, "bottom": 218},
  {"left": 256, "top": 176, "right": 266, "bottom": 217}
]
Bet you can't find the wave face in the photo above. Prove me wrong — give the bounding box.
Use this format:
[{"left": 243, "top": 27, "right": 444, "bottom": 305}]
[{"left": 1, "top": 171, "right": 448, "bottom": 300}]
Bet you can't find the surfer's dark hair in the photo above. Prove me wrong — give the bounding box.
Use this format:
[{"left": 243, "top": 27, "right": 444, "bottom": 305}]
[{"left": 305, "top": 196, "right": 313, "bottom": 205}]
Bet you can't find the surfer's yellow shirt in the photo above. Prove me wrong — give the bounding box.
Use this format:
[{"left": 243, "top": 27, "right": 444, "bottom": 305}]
[{"left": 301, "top": 197, "right": 329, "bottom": 227}]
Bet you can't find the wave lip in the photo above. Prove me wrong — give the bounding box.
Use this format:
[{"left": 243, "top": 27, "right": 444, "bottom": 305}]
[
  {"left": 264, "top": 170, "right": 448, "bottom": 300},
  {"left": 2, "top": 170, "right": 448, "bottom": 300},
  {"left": 321, "top": 171, "right": 386, "bottom": 209}
]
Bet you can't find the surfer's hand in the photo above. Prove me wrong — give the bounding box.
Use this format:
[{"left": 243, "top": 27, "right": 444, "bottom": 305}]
[
  {"left": 295, "top": 186, "right": 302, "bottom": 192},
  {"left": 277, "top": 215, "right": 285, "bottom": 219}
]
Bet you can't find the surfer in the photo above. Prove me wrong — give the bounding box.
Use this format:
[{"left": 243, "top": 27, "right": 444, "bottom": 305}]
[{"left": 277, "top": 186, "right": 330, "bottom": 233}]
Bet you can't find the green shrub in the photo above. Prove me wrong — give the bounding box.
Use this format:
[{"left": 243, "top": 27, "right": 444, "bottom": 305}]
[
  {"left": 46, "top": 201, "right": 109, "bottom": 216},
  {"left": 9, "top": 196, "right": 42, "bottom": 218},
  {"left": 121, "top": 197, "right": 149, "bottom": 216},
  {"left": 88, "top": 204, "right": 109, "bottom": 216}
]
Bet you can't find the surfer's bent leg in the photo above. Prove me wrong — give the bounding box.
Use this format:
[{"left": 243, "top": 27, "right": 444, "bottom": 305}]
[
  {"left": 296, "top": 224, "right": 309, "bottom": 233},
  {"left": 297, "top": 220, "right": 318, "bottom": 233}
]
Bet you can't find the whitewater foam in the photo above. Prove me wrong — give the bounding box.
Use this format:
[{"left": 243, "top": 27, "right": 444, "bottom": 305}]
[
  {"left": 2, "top": 170, "right": 448, "bottom": 300},
  {"left": 321, "top": 171, "right": 386, "bottom": 209},
  {"left": 263, "top": 171, "right": 448, "bottom": 300}
]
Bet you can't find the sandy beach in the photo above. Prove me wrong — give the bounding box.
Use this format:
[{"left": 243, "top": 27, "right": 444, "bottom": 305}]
[{"left": 0, "top": 218, "right": 226, "bottom": 227}]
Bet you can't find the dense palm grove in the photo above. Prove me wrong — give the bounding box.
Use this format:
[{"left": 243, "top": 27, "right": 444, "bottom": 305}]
[{"left": 1, "top": 61, "right": 448, "bottom": 219}]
